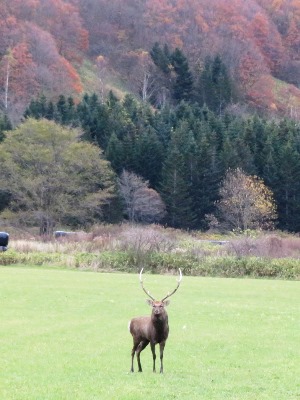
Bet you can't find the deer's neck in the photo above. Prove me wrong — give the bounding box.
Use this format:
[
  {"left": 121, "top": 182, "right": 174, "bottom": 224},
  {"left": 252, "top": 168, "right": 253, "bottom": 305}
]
[{"left": 151, "top": 313, "right": 168, "bottom": 332}]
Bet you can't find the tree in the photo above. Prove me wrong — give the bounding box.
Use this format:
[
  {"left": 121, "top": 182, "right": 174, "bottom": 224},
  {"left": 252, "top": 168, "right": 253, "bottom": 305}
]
[
  {"left": 275, "top": 139, "right": 300, "bottom": 231},
  {"left": 196, "top": 55, "right": 234, "bottom": 114},
  {"left": 134, "top": 127, "right": 164, "bottom": 188},
  {"left": 150, "top": 42, "right": 172, "bottom": 74},
  {"left": 118, "top": 170, "right": 166, "bottom": 223},
  {"left": 216, "top": 168, "right": 277, "bottom": 231},
  {"left": 171, "top": 48, "right": 194, "bottom": 102},
  {"left": 0, "top": 113, "right": 12, "bottom": 142},
  {"left": 160, "top": 141, "right": 195, "bottom": 229},
  {"left": 0, "top": 43, "right": 39, "bottom": 124},
  {"left": 0, "top": 118, "right": 118, "bottom": 234}
]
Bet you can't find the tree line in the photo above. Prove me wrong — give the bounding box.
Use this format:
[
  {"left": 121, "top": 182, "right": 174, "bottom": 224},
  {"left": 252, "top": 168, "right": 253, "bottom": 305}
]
[{"left": 19, "top": 85, "right": 300, "bottom": 232}]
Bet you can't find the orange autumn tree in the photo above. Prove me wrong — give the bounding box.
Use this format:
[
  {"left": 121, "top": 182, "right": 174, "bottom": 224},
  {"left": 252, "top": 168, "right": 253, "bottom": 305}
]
[
  {"left": 0, "top": 43, "right": 39, "bottom": 123},
  {"left": 36, "top": 0, "right": 88, "bottom": 62}
]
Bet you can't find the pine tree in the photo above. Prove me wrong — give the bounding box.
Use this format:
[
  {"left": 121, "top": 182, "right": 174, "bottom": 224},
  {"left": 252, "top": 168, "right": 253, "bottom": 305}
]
[
  {"left": 105, "top": 132, "right": 124, "bottom": 174},
  {"left": 276, "top": 139, "right": 300, "bottom": 231},
  {"left": 46, "top": 101, "right": 55, "bottom": 120},
  {"left": 106, "top": 90, "right": 119, "bottom": 108},
  {"left": 194, "top": 134, "right": 222, "bottom": 228},
  {"left": 150, "top": 42, "right": 171, "bottom": 74},
  {"left": 171, "top": 48, "right": 194, "bottom": 102},
  {"left": 134, "top": 127, "right": 164, "bottom": 188},
  {"left": 160, "top": 141, "right": 195, "bottom": 228},
  {"left": 56, "top": 95, "right": 68, "bottom": 125},
  {"left": 0, "top": 114, "right": 12, "bottom": 142},
  {"left": 196, "top": 55, "right": 234, "bottom": 114}
]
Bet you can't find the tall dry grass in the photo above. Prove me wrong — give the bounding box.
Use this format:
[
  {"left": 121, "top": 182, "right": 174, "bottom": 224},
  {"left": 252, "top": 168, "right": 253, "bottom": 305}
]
[
  {"left": 9, "top": 225, "right": 300, "bottom": 260},
  {"left": 227, "top": 235, "right": 300, "bottom": 258},
  {"left": 4, "top": 225, "right": 300, "bottom": 279}
]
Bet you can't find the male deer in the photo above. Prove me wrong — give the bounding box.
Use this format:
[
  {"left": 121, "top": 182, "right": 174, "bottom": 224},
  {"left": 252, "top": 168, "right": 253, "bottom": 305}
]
[{"left": 129, "top": 268, "right": 182, "bottom": 373}]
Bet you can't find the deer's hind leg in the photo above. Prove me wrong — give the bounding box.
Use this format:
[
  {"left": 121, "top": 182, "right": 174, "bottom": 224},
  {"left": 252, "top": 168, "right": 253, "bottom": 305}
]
[
  {"left": 136, "top": 340, "right": 149, "bottom": 372},
  {"left": 130, "top": 340, "right": 139, "bottom": 372}
]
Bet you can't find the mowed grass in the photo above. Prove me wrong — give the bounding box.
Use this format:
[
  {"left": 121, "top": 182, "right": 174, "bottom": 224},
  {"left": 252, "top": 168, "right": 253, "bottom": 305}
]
[{"left": 0, "top": 267, "right": 299, "bottom": 400}]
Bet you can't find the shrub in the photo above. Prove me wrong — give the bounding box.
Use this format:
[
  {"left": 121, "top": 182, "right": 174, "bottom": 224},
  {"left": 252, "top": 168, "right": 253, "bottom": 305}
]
[{"left": 2, "top": 226, "right": 300, "bottom": 280}]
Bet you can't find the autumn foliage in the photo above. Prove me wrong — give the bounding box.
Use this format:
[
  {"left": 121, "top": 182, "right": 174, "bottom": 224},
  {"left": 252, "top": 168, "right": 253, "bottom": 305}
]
[
  {"left": 217, "top": 168, "right": 277, "bottom": 231},
  {"left": 1, "top": 0, "right": 300, "bottom": 121},
  {"left": 0, "top": 0, "right": 87, "bottom": 122}
]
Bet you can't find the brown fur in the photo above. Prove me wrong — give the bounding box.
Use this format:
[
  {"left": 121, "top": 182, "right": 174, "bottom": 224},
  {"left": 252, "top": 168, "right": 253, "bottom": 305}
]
[{"left": 129, "top": 300, "right": 170, "bottom": 373}]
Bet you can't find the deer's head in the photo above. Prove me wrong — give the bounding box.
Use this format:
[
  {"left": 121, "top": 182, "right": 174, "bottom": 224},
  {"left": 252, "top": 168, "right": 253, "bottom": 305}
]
[{"left": 139, "top": 268, "right": 182, "bottom": 319}]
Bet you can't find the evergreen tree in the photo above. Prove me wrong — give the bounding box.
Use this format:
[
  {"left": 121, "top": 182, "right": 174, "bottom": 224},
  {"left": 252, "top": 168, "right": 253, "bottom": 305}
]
[
  {"left": 105, "top": 132, "right": 124, "bottom": 174},
  {"left": 122, "top": 133, "right": 137, "bottom": 172},
  {"left": 160, "top": 141, "right": 195, "bottom": 228},
  {"left": 171, "top": 48, "right": 194, "bottom": 102},
  {"left": 276, "top": 139, "right": 300, "bottom": 231},
  {"left": 220, "top": 133, "right": 240, "bottom": 172},
  {"left": 134, "top": 127, "right": 164, "bottom": 188},
  {"left": 150, "top": 42, "right": 171, "bottom": 74},
  {"left": 197, "top": 55, "right": 234, "bottom": 114},
  {"left": 152, "top": 106, "right": 173, "bottom": 147},
  {"left": 106, "top": 90, "right": 119, "bottom": 108},
  {"left": 66, "top": 97, "right": 77, "bottom": 125},
  {"left": 24, "top": 95, "right": 48, "bottom": 119},
  {"left": 93, "top": 103, "right": 111, "bottom": 148},
  {"left": 55, "top": 95, "right": 69, "bottom": 125},
  {"left": 260, "top": 132, "right": 279, "bottom": 191},
  {"left": 194, "top": 134, "right": 222, "bottom": 228},
  {"left": 0, "top": 114, "right": 12, "bottom": 142}
]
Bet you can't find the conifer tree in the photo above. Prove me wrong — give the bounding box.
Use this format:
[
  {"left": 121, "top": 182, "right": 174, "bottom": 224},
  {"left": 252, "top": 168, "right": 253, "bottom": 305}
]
[
  {"left": 276, "top": 140, "right": 300, "bottom": 230},
  {"left": 134, "top": 127, "right": 164, "bottom": 188},
  {"left": 46, "top": 101, "right": 55, "bottom": 120},
  {"left": 150, "top": 42, "right": 171, "bottom": 74},
  {"left": 171, "top": 48, "right": 194, "bottom": 102},
  {"left": 0, "top": 114, "right": 12, "bottom": 142},
  {"left": 194, "top": 134, "right": 222, "bottom": 228},
  {"left": 105, "top": 132, "right": 124, "bottom": 174},
  {"left": 160, "top": 141, "right": 195, "bottom": 228},
  {"left": 197, "top": 55, "right": 234, "bottom": 114},
  {"left": 56, "top": 95, "right": 68, "bottom": 125}
]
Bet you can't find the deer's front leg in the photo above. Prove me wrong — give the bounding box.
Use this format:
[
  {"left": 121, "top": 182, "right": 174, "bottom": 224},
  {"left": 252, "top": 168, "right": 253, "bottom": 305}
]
[
  {"left": 150, "top": 342, "right": 156, "bottom": 373},
  {"left": 159, "top": 341, "right": 166, "bottom": 374}
]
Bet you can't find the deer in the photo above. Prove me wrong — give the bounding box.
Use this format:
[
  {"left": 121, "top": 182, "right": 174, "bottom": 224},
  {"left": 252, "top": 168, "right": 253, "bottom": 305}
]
[{"left": 129, "top": 268, "right": 182, "bottom": 374}]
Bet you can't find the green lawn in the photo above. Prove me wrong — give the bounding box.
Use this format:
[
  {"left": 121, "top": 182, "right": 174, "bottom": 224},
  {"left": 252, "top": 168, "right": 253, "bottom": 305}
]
[{"left": 0, "top": 267, "right": 299, "bottom": 400}]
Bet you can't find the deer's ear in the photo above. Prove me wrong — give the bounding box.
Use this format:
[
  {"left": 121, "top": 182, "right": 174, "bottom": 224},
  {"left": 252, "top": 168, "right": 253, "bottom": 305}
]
[
  {"left": 146, "top": 299, "right": 153, "bottom": 306},
  {"left": 163, "top": 300, "right": 170, "bottom": 307}
]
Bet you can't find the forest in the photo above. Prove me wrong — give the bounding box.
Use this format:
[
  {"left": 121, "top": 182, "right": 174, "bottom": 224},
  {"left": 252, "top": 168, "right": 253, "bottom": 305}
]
[
  {"left": 1, "top": 0, "right": 300, "bottom": 232},
  {"left": 18, "top": 85, "right": 300, "bottom": 232},
  {"left": 2, "top": 0, "right": 300, "bottom": 123}
]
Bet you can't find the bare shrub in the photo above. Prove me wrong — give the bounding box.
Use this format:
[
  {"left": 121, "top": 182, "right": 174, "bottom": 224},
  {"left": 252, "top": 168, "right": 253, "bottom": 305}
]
[
  {"left": 118, "top": 170, "right": 166, "bottom": 223},
  {"left": 119, "top": 226, "right": 176, "bottom": 254}
]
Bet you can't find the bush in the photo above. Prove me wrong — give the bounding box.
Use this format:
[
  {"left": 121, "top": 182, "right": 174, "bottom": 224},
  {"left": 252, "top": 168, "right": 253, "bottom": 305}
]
[{"left": 2, "top": 226, "right": 300, "bottom": 280}]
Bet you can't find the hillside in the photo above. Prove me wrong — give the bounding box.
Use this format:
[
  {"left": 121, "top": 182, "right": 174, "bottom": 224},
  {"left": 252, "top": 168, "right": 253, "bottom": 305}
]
[{"left": 1, "top": 0, "right": 300, "bottom": 123}]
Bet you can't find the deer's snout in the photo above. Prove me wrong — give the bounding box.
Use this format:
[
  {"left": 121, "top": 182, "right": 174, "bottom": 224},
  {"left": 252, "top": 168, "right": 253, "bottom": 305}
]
[{"left": 153, "top": 306, "right": 164, "bottom": 316}]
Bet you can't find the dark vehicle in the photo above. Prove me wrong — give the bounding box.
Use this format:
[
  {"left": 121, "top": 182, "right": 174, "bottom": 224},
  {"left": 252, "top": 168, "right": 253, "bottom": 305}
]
[{"left": 0, "top": 232, "right": 9, "bottom": 251}]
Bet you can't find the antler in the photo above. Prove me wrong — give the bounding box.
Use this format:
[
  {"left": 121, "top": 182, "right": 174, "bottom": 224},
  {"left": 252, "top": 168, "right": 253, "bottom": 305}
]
[
  {"left": 139, "top": 268, "right": 155, "bottom": 301},
  {"left": 161, "top": 268, "right": 182, "bottom": 302}
]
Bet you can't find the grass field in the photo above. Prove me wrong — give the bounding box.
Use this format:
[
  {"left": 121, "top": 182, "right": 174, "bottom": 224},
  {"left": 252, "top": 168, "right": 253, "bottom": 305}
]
[{"left": 0, "top": 266, "right": 299, "bottom": 400}]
